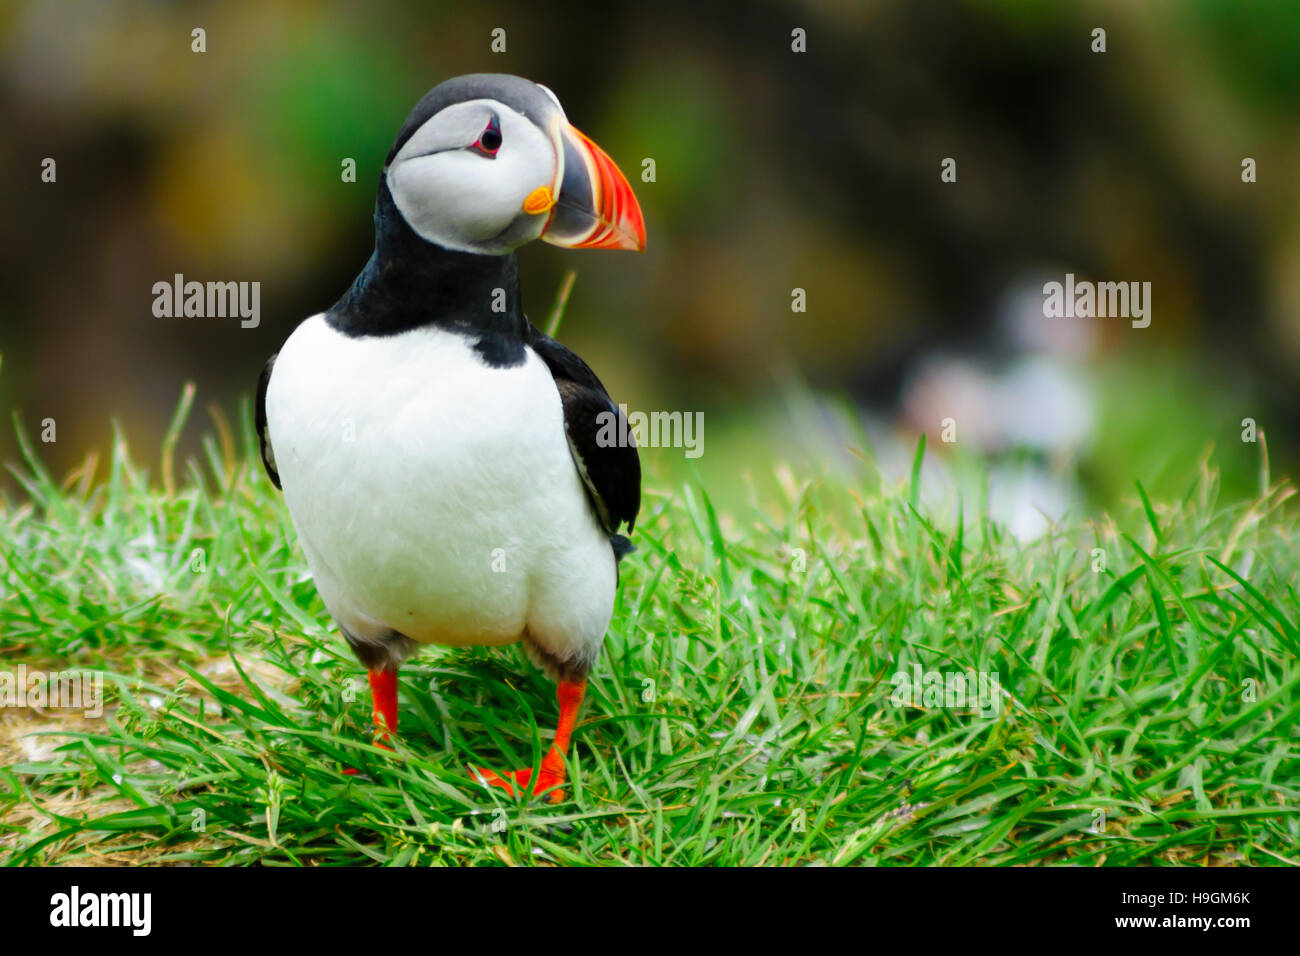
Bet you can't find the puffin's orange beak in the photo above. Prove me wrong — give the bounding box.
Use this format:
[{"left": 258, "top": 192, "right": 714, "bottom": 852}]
[{"left": 541, "top": 122, "right": 646, "bottom": 252}]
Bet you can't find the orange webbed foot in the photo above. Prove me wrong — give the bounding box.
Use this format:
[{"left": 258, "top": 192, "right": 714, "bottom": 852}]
[
  {"left": 472, "top": 750, "right": 567, "bottom": 803},
  {"left": 471, "top": 679, "right": 586, "bottom": 804}
]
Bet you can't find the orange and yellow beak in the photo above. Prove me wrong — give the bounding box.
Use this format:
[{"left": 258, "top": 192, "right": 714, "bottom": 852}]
[{"left": 539, "top": 121, "right": 645, "bottom": 252}]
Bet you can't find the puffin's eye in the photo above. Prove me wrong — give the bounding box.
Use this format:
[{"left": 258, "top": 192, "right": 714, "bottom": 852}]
[{"left": 470, "top": 116, "right": 502, "bottom": 157}]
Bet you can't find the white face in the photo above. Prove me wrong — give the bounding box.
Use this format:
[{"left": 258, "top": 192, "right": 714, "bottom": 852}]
[{"left": 386, "top": 98, "right": 560, "bottom": 255}]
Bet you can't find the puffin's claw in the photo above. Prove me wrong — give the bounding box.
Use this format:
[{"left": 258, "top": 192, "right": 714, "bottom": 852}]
[{"left": 343, "top": 739, "right": 395, "bottom": 777}]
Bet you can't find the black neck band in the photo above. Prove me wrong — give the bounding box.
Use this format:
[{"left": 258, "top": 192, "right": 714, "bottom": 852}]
[{"left": 326, "top": 180, "right": 528, "bottom": 366}]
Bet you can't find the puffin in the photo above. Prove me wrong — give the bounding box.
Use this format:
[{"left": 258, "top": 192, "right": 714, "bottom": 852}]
[{"left": 256, "top": 74, "right": 644, "bottom": 803}]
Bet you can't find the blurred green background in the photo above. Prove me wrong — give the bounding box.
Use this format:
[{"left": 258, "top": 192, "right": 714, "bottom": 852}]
[{"left": 2, "top": 0, "right": 1299, "bottom": 531}]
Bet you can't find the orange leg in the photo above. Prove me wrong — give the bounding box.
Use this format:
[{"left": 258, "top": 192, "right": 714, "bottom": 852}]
[
  {"left": 475, "top": 679, "right": 586, "bottom": 804},
  {"left": 344, "top": 668, "right": 399, "bottom": 775},
  {"left": 368, "top": 668, "right": 399, "bottom": 746}
]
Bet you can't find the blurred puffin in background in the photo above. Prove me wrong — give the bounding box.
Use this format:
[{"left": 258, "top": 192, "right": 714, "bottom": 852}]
[{"left": 256, "top": 74, "right": 645, "bottom": 802}]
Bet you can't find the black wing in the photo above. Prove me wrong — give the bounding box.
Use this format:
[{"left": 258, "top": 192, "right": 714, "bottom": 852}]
[
  {"left": 526, "top": 323, "right": 640, "bottom": 545},
  {"left": 255, "top": 353, "right": 281, "bottom": 489}
]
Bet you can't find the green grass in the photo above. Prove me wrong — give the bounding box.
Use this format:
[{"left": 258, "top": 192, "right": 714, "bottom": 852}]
[{"left": 1, "top": 392, "right": 1297, "bottom": 866}]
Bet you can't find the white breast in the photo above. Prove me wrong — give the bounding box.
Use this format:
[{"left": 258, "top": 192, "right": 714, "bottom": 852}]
[{"left": 265, "top": 315, "right": 616, "bottom": 669}]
